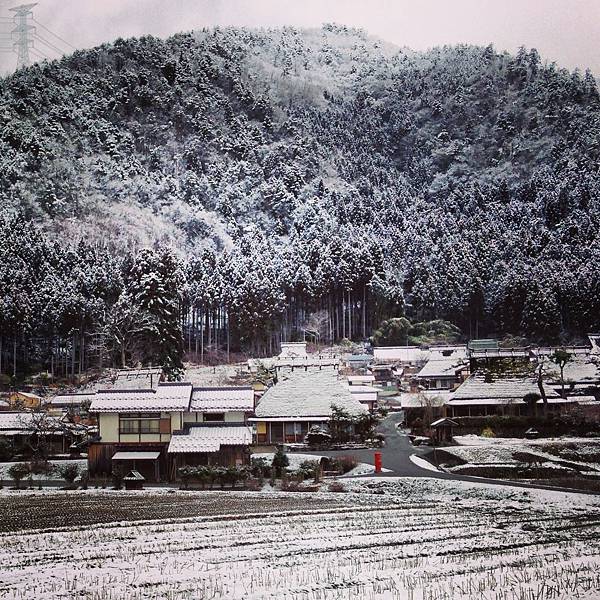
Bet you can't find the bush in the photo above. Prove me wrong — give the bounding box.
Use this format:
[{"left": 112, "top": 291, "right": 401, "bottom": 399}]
[
  {"left": 305, "top": 427, "right": 331, "bottom": 448},
  {"left": 177, "top": 466, "right": 194, "bottom": 489},
  {"left": 0, "top": 438, "right": 14, "bottom": 462},
  {"left": 251, "top": 457, "right": 271, "bottom": 479},
  {"left": 112, "top": 465, "right": 124, "bottom": 490},
  {"left": 8, "top": 463, "right": 30, "bottom": 489},
  {"left": 272, "top": 447, "right": 289, "bottom": 477},
  {"left": 297, "top": 460, "right": 320, "bottom": 480},
  {"left": 481, "top": 427, "right": 496, "bottom": 438},
  {"left": 332, "top": 455, "right": 358, "bottom": 474},
  {"left": 59, "top": 463, "right": 80, "bottom": 486}
]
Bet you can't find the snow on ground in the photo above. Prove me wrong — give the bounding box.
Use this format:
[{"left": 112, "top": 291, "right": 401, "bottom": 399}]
[
  {"left": 409, "top": 454, "right": 441, "bottom": 472},
  {"left": 443, "top": 435, "right": 600, "bottom": 472},
  {"left": 1, "top": 480, "right": 599, "bottom": 599}
]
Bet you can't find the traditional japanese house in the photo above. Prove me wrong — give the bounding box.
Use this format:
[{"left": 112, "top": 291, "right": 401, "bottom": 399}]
[
  {"left": 250, "top": 369, "right": 367, "bottom": 445},
  {"left": 88, "top": 381, "right": 254, "bottom": 481}
]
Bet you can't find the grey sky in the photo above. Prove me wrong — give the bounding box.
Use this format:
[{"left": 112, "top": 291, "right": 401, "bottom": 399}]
[{"left": 2, "top": 0, "right": 599, "bottom": 74}]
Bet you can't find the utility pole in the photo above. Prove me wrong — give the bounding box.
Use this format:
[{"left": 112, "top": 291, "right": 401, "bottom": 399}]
[{"left": 10, "top": 3, "right": 36, "bottom": 69}]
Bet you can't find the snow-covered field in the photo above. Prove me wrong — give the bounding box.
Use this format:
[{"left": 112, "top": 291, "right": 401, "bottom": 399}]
[
  {"left": 440, "top": 435, "right": 600, "bottom": 475},
  {"left": 1, "top": 479, "right": 600, "bottom": 599}
]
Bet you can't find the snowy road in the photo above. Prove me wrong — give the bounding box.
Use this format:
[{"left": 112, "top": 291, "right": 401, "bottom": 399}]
[{"left": 305, "top": 413, "right": 600, "bottom": 495}]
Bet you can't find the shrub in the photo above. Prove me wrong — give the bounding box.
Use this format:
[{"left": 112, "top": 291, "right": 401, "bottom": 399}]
[
  {"left": 272, "top": 447, "right": 289, "bottom": 477},
  {"left": 177, "top": 466, "right": 194, "bottom": 489},
  {"left": 481, "top": 427, "right": 495, "bottom": 438},
  {"left": 59, "top": 463, "right": 80, "bottom": 486},
  {"left": 297, "top": 460, "right": 320, "bottom": 479},
  {"left": 305, "top": 427, "right": 331, "bottom": 448},
  {"left": 8, "top": 463, "right": 30, "bottom": 489},
  {"left": 79, "top": 469, "right": 89, "bottom": 490},
  {"left": 112, "top": 465, "right": 124, "bottom": 490},
  {"left": 251, "top": 457, "right": 270, "bottom": 479},
  {"left": 0, "top": 438, "right": 14, "bottom": 462}
]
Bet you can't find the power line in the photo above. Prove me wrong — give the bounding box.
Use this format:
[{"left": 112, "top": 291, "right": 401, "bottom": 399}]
[
  {"left": 33, "top": 32, "right": 64, "bottom": 55},
  {"left": 32, "top": 18, "right": 74, "bottom": 50}
]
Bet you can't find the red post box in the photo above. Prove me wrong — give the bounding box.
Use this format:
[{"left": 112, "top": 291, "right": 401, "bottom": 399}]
[{"left": 374, "top": 451, "right": 382, "bottom": 473}]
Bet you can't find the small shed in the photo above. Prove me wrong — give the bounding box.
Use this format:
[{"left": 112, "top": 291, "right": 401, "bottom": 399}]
[
  {"left": 525, "top": 427, "right": 540, "bottom": 440},
  {"left": 430, "top": 417, "right": 459, "bottom": 444},
  {"left": 123, "top": 470, "right": 145, "bottom": 490},
  {"left": 112, "top": 451, "right": 161, "bottom": 481}
]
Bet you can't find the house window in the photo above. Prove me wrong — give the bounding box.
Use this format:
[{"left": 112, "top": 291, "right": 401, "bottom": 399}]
[
  {"left": 204, "top": 413, "right": 225, "bottom": 422},
  {"left": 119, "top": 413, "right": 161, "bottom": 434}
]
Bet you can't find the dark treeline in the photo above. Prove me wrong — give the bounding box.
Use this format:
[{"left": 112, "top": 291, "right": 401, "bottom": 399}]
[{"left": 1, "top": 25, "right": 600, "bottom": 379}]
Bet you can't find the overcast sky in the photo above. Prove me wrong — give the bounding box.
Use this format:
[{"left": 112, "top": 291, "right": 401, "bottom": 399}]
[{"left": 1, "top": 0, "right": 599, "bottom": 75}]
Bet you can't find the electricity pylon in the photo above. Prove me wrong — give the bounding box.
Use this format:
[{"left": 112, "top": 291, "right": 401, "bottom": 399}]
[{"left": 9, "top": 3, "right": 36, "bottom": 69}]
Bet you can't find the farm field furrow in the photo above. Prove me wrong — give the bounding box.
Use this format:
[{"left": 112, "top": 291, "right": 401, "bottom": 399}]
[{"left": 2, "top": 479, "right": 600, "bottom": 599}]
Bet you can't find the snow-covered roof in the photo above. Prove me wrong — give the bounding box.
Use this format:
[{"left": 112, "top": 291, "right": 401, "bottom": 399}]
[
  {"left": 400, "top": 391, "right": 449, "bottom": 408},
  {"left": 279, "top": 342, "right": 308, "bottom": 358},
  {"left": 255, "top": 370, "right": 367, "bottom": 418},
  {"left": 0, "top": 412, "right": 63, "bottom": 433},
  {"left": 48, "top": 393, "right": 97, "bottom": 407},
  {"left": 347, "top": 375, "right": 375, "bottom": 384},
  {"left": 544, "top": 355, "right": 600, "bottom": 384},
  {"left": 431, "top": 417, "right": 458, "bottom": 427},
  {"left": 190, "top": 387, "right": 254, "bottom": 413},
  {"left": 416, "top": 350, "right": 468, "bottom": 379},
  {"left": 167, "top": 424, "right": 252, "bottom": 453},
  {"left": 14, "top": 391, "right": 43, "bottom": 400},
  {"left": 90, "top": 383, "right": 192, "bottom": 413},
  {"left": 112, "top": 451, "right": 160, "bottom": 460},
  {"left": 450, "top": 374, "right": 560, "bottom": 403},
  {"left": 373, "top": 346, "right": 430, "bottom": 364},
  {"left": 0, "top": 412, "right": 35, "bottom": 431}
]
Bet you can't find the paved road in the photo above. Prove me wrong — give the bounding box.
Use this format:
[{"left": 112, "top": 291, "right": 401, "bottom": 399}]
[{"left": 305, "top": 412, "right": 600, "bottom": 495}]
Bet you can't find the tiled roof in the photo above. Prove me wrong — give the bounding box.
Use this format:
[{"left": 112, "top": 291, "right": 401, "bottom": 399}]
[
  {"left": 417, "top": 347, "right": 468, "bottom": 379},
  {"left": 450, "top": 373, "right": 559, "bottom": 402},
  {"left": 400, "top": 391, "right": 450, "bottom": 408},
  {"left": 190, "top": 387, "right": 254, "bottom": 413},
  {"left": 49, "top": 393, "right": 97, "bottom": 406},
  {"left": 373, "top": 346, "right": 430, "bottom": 363},
  {"left": 0, "top": 412, "right": 63, "bottom": 432},
  {"left": 90, "top": 383, "right": 192, "bottom": 413},
  {"left": 255, "top": 370, "right": 367, "bottom": 418},
  {"left": 167, "top": 424, "right": 252, "bottom": 453}
]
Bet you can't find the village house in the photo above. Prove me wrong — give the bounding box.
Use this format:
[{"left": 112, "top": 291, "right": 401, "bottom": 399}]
[
  {"left": 445, "top": 373, "right": 580, "bottom": 417},
  {"left": 0, "top": 411, "right": 79, "bottom": 456},
  {"left": 400, "top": 390, "right": 449, "bottom": 426},
  {"left": 250, "top": 369, "right": 367, "bottom": 446},
  {"left": 347, "top": 384, "right": 378, "bottom": 412},
  {"left": 88, "top": 382, "right": 254, "bottom": 481},
  {"left": 347, "top": 374, "right": 375, "bottom": 386},
  {"left": 415, "top": 346, "right": 469, "bottom": 390},
  {"left": 8, "top": 391, "right": 43, "bottom": 410},
  {"left": 372, "top": 346, "right": 430, "bottom": 367}
]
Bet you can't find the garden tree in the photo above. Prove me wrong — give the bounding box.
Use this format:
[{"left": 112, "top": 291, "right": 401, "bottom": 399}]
[
  {"left": 58, "top": 463, "right": 80, "bottom": 487},
  {"left": 550, "top": 349, "right": 573, "bottom": 398},
  {"left": 371, "top": 317, "right": 411, "bottom": 347},
  {"left": 271, "top": 447, "right": 289, "bottom": 477},
  {"left": 523, "top": 392, "right": 541, "bottom": 417},
  {"left": 7, "top": 463, "right": 29, "bottom": 489}
]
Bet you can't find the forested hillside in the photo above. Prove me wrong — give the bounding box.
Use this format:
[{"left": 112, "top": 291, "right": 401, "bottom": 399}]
[{"left": 2, "top": 24, "right": 600, "bottom": 377}]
